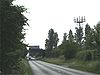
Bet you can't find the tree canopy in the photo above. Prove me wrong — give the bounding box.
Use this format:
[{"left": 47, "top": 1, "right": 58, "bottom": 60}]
[
  {"left": 0, "top": 0, "right": 28, "bottom": 74},
  {"left": 45, "top": 28, "right": 59, "bottom": 57}
]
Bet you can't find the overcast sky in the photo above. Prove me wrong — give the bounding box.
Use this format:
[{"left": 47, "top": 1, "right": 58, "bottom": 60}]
[{"left": 13, "top": 0, "right": 100, "bottom": 49}]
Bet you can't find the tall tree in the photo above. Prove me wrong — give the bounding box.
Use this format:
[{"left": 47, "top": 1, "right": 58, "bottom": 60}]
[
  {"left": 94, "top": 22, "right": 100, "bottom": 51},
  {"left": 68, "top": 29, "right": 74, "bottom": 43},
  {"left": 75, "top": 25, "right": 83, "bottom": 47},
  {"left": 1, "top": 0, "right": 28, "bottom": 74},
  {"left": 45, "top": 39, "right": 49, "bottom": 50},
  {"left": 45, "top": 28, "right": 59, "bottom": 57},
  {"left": 53, "top": 32, "right": 59, "bottom": 48},
  {"left": 48, "top": 28, "right": 54, "bottom": 51},
  {"left": 62, "top": 33, "right": 67, "bottom": 43},
  {"left": 45, "top": 29, "right": 54, "bottom": 57},
  {"left": 85, "top": 23, "right": 95, "bottom": 49}
]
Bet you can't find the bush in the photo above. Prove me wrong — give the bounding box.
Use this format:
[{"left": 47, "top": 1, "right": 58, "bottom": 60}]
[
  {"left": 76, "top": 50, "right": 99, "bottom": 61},
  {"left": 52, "top": 49, "right": 61, "bottom": 57},
  {"left": 63, "top": 42, "right": 78, "bottom": 60}
]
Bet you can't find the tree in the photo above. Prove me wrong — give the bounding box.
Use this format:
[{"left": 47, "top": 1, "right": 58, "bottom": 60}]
[
  {"left": 75, "top": 25, "right": 84, "bottom": 47},
  {"left": 94, "top": 22, "right": 100, "bottom": 51},
  {"left": 62, "top": 33, "right": 67, "bottom": 43},
  {"left": 45, "top": 39, "right": 49, "bottom": 50},
  {"left": 61, "top": 30, "right": 77, "bottom": 59},
  {"left": 68, "top": 29, "right": 74, "bottom": 43},
  {"left": 47, "top": 28, "right": 54, "bottom": 51},
  {"left": 45, "top": 28, "right": 59, "bottom": 57},
  {"left": 85, "top": 23, "right": 95, "bottom": 49},
  {"left": 53, "top": 32, "right": 59, "bottom": 48},
  {"left": 1, "top": 0, "right": 28, "bottom": 74}
]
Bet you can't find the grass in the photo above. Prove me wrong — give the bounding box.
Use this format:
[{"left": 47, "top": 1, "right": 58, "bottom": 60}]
[
  {"left": 68, "top": 60, "right": 100, "bottom": 74},
  {"left": 42, "top": 56, "right": 67, "bottom": 65},
  {"left": 42, "top": 57, "right": 100, "bottom": 74},
  {"left": 43, "top": 57, "right": 66, "bottom": 65},
  {"left": 19, "top": 58, "right": 33, "bottom": 75}
]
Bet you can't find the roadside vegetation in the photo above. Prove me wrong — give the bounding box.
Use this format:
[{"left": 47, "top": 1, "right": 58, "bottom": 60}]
[
  {"left": 18, "top": 59, "right": 32, "bottom": 75},
  {"left": 42, "top": 56, "right": 66, "bottom": 65},
  {"left": 0, "top": 0, "right": 31, "bottom": 74},
  {"left": 43, "top": 17, "right": 100, "bottom": 74},
  {"left": 43, "top": 57, "right": 100, "bottom": 74},
  {"left": 1, "top": 0, "right": 100, "bottom": 74}
]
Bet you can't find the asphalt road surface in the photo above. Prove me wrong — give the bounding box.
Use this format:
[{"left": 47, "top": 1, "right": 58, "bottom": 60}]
[{"left": 28, "top": 60, "right": 98, "bottom": 75}]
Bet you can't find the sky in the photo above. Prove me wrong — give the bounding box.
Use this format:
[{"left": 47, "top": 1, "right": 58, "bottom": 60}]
[{"left": 13, "top": 0, "right": 100, "bottom": 49}]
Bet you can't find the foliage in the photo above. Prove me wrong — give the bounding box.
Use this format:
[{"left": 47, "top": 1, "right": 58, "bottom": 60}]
[
  {"left": 45, "top": 28, "right": 54, "bottom": 52},
  {"left": 63, "top": 42, "right": 78, "bottom": 60},
  {"left": 57, "top": 41, "right": 68, "bottom": 55},
  {"left": 44, "top": 18, "right": 100, "bottom": 74},
  {"left": 85, "top": 23, "right": 95, "bottom": 49},
  {"left": 53, "top": 32, "right": 59, "bottom": 48},
  {"left": 45, "top": 28, "right": 59, "bottom": 57},
  {"left": 75, "top": 25, "right": 84, "bottom": 47},
  {"left": 68, "top": 29, "right": 74, "bottom": 43},
  {"left": 51, "top": 48, "right": 61, "bottom": 57},
  {"left": 0, "top": 0, "right": 28, "bottom": 74},
  {"left": 94, "top": 22, "right": 100, "bottom": 51},
  {"left": 76, "top": 50, "right": 100, "bottom": 61},
  {"left": 62, "top": 33, "right": 67, "bottom": 43},
  {"left": 18, "top": 59, "right": 32, "bottom": 75}
]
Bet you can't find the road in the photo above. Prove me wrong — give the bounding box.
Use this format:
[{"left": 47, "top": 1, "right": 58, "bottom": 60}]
[{"left": 28, "top": 60, "right": 98, "bottom": 75}]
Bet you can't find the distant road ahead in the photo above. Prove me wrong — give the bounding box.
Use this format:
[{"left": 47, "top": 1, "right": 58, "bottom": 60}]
[{"left": 29, "top": 60, "right": 98, "bottom": 75}]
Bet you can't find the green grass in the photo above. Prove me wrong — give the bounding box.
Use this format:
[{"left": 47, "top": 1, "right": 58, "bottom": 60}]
[
  {"left": 42, "top": 57, "right": 100, "bottom": 74},
  {"left": 43, "top": 58, "right": 66, "bottom": 65},
  {"left": 19, "top": 59, "right": 33, "bottom": 75},
  {"left": 68, "top": 60, "right": 100, "bottom": 74}
]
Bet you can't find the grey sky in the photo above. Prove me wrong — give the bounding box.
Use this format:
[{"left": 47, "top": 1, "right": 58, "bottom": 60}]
[{"left": 13, "top": 0, "right": 100, "bottom": 49}]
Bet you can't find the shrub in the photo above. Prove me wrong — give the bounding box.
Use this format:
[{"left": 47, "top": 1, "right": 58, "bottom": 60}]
[
  {"left": 63, "top": 42, "right": 78, "bottom": 60},
  {"left": 76, "top": 50, "right": 99, "bottom": 61}
]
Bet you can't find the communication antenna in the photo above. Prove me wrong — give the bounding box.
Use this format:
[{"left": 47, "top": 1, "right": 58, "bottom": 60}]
[{"left": 74, "top": 16, "right": 86, "bottom": 26}]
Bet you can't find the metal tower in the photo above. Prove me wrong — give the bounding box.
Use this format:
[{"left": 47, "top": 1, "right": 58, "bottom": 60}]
[{"left": 74, "top": 16, "right": 86, "bottom": 26}]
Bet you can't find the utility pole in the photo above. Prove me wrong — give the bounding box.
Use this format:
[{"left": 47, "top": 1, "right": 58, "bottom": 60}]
[{"left": 74, "top": 16, "right": 86, "bottom": 26}]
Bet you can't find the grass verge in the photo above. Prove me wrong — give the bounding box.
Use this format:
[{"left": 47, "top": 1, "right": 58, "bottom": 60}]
[
  {"left": 42, "top": 57, "right": 100, "bottom": 74},
  {"left": 42, "top": 57, "right": 66, "bottom": 65},
  {"left": 19, "top": 59, "right": 33, "bottom": 75},
  {"left": 68, "top": 60, "right": 100, "bottom": 74}
]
